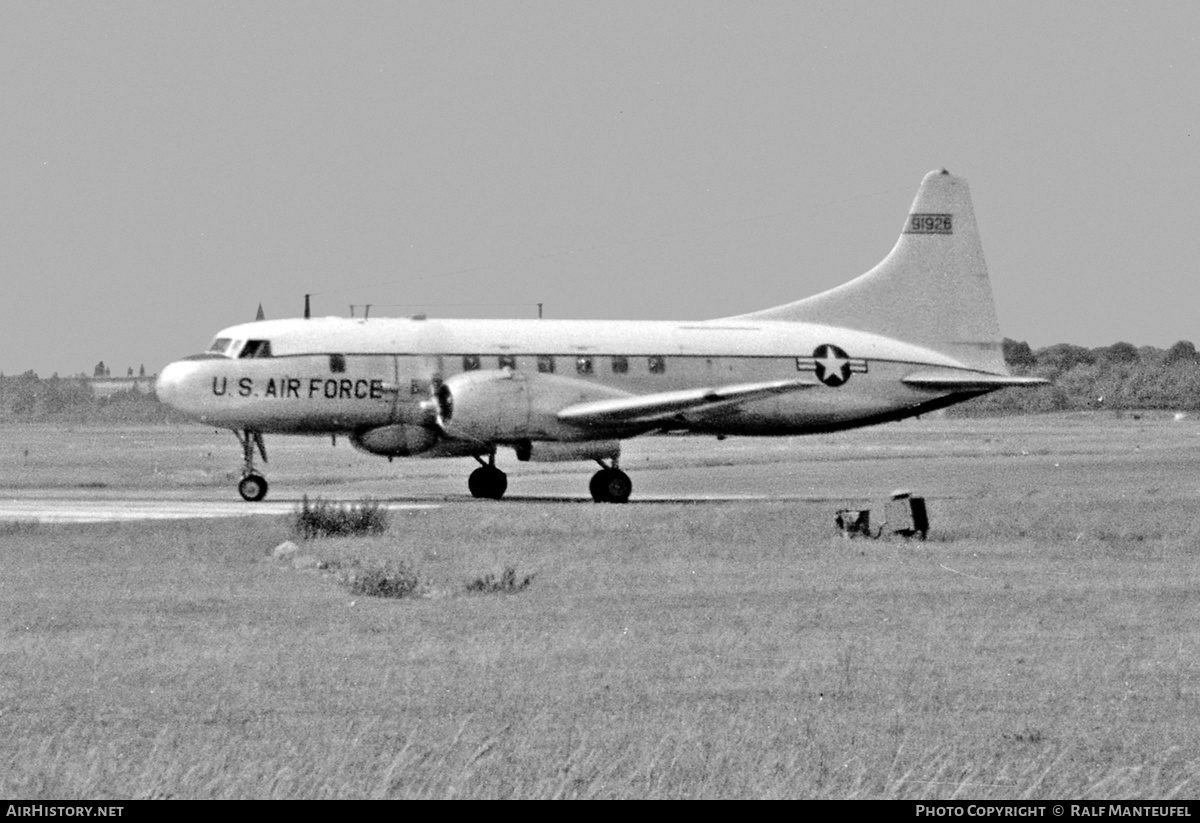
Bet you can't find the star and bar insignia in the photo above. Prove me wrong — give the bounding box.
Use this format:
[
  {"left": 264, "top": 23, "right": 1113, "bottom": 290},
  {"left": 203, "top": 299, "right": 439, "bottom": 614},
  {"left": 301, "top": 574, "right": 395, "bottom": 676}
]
[{"left": 796, "top": 344, "right": 868, "bottom": 387}]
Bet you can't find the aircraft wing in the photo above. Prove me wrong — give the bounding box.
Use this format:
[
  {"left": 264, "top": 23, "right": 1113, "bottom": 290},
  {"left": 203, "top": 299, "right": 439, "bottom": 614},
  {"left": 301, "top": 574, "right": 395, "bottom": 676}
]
[
  {"left": 902, "top": 370, "right": 1049, "bottom": 391},
  {"left": 557, "top": 378, "right": 818, "bottom": 427}
]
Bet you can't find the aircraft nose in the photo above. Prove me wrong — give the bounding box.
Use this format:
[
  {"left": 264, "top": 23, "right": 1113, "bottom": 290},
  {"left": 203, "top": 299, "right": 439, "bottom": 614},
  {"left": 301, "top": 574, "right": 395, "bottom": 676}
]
[{"left": 156, "top": 360, "right": 192, "bottom": 411}]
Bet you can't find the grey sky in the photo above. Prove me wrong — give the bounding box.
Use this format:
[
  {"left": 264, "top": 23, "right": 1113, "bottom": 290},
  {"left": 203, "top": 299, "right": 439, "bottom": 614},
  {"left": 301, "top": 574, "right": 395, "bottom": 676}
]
[{"left": 4, "top": 1, "right": 1198, "bottom": 376}]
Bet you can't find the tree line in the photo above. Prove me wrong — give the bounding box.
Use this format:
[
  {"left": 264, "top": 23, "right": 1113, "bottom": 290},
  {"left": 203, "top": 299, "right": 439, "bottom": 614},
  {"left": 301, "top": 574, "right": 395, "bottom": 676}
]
[
  {"left": 956, "top": 339, "right": 1200, "bottom": 415},
  {"left": 0, "top": 371, "right": 185, "bottom": 423},
  {"left": 2, "top": 340, "right": 1199, "bottom": 423}
]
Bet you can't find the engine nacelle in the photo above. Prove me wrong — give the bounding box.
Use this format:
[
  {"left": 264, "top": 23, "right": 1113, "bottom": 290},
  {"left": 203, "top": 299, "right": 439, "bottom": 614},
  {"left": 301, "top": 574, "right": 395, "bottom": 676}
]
[
  {"left": 436, "top": 369, "right": 628, "bottom": 443},
  {"left": 351, "top": 424, "right": 439, "bottom": 457},
  {"left": 513, "top": 439, "right": 620, "bottom": 463}
]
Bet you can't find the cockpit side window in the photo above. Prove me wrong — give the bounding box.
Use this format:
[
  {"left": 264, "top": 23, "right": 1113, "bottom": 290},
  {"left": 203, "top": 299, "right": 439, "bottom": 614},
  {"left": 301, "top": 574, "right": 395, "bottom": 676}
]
[
  {"left": 207, "top": 338, "right": 233, "bottom": 356},
  {"left": 239, "top": 340, "right": 273, "bottom": 359}
]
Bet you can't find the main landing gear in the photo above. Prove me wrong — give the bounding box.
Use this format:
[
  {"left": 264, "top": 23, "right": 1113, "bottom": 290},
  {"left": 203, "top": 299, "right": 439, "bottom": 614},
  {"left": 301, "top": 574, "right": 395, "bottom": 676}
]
[
  {"left": 589, "top": 459, "right": 632, "bottom": 504},
  {"left": 464, "top": 453, "right": 632, "bottom": 503},
  {"left": 235, "top": 429, "right": 269, "bottom": 502},
  {"left": 468, "top": 453, "right": 508, "bottom": 500}
]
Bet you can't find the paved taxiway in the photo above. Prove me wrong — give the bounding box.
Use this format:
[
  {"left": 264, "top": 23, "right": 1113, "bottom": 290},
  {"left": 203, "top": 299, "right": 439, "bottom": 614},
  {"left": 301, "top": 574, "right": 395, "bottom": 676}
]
[
  {"left": 0, "top": 492, "right": 852, "bottom": 523},
  {"left": 0, "top": 497, "right": 441, "bottom": 524}
]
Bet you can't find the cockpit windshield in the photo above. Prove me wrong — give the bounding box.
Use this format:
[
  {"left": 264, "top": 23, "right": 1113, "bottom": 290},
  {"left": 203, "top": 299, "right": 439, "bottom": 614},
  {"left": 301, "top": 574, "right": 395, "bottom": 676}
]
[
  {"left": 239, "top": 340, "right": 273, "bottom": 359},
  {"left": 206, "top": 338, "right": 234, "bottom": 356}
]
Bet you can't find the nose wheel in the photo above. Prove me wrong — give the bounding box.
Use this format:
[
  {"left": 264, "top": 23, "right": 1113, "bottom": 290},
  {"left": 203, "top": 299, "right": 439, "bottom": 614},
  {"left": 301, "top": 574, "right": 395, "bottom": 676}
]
[
  {"left": 234, "top": 429, "right": 269, "bottom": 502},
  {"left": 238, "top": 473, "right": 269, "bottom": 502}
]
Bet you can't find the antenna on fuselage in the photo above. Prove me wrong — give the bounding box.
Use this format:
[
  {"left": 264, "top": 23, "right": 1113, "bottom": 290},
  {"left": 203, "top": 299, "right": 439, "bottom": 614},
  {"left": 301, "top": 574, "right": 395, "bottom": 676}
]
[
  {"left": 304, "top": 294, "right": 311, "bottom": 319},
  {"left": 255, "top": 303, "right": 265, "bottom": 321}
]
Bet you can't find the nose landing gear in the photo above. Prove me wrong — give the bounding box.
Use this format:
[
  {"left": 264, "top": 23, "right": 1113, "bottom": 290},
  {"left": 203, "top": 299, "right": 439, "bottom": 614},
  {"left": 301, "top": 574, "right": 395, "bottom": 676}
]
[
  {"left": 235, "top": 429, "right": 269, "bottom": 502},
  {"left": 238, "top": 473, "right": 268, "bottom": 502}
]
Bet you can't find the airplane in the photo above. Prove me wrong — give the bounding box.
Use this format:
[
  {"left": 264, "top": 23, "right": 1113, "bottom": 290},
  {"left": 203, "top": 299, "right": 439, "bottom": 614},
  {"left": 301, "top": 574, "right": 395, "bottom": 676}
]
[{"left": 156, "top": 169, "right": 1046, "bottom": 503}]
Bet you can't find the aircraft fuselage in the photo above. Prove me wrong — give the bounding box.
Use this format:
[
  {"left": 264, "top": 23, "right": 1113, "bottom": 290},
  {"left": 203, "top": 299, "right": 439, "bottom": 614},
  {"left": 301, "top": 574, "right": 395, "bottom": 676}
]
[{"left": 157, "top": 315, "right": 972, "bottom": 440}]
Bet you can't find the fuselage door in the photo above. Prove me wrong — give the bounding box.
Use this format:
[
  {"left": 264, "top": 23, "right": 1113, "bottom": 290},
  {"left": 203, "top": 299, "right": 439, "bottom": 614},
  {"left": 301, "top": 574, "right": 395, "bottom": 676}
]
[{"left": 395, "top": 353, "right": 444, "bottom": 424}]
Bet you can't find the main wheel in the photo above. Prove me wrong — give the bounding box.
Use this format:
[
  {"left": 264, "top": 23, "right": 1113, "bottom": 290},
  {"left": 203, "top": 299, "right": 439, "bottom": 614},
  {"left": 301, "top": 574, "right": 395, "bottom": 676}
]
[
  {"left": 468, "top": 466, "right": 508, "bottom": 500},
  {"left": 589, "top": 468, "right": 632, "bottom": 503},
  {"left": 238, "top": 473, "right": 269, "bottom": 502}
]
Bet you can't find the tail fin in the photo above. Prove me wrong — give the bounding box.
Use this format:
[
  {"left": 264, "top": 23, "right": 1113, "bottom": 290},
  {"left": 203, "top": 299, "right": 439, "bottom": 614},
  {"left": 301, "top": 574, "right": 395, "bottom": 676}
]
[{"left": 731, "top": 170, "right": 1008, "bottom": 374}]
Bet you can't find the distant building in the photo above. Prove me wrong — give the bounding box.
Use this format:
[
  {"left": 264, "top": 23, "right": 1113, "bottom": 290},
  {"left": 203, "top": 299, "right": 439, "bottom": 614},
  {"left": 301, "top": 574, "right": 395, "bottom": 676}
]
[{"left": 88, "top": 375, "right": 157, "bottom": 398}]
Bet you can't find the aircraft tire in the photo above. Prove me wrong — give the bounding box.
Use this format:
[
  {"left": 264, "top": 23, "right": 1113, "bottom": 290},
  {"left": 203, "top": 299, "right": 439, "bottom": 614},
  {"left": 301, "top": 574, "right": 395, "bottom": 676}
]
[
  {"left": 590, "top": 468, "right": 632, "bottom": 504},
  {"left": 468, "top": 466, "right": 507, "bottom": 500},
  {"left": 238, "top": 474, "right": 269, "bottom": 502}
]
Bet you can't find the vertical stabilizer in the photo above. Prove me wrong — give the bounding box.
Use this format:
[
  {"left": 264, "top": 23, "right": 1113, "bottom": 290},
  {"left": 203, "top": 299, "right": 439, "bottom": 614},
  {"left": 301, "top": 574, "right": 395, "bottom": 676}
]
[{"left": 732, "top": 170, "right": 1009, "bottom": 374}]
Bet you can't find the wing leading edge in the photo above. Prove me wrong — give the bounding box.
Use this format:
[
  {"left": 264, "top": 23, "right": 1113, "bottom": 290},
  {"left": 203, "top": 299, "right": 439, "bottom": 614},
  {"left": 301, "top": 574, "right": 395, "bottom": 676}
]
[{"left": 557, "top": 378, "right": 818, "bottom": 427}]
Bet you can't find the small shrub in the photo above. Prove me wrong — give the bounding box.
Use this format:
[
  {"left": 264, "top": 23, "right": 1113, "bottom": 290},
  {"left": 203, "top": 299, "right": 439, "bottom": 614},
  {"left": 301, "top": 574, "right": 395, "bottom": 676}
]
[
  {"left": 293, "top": 496, "right": 389, "bottom": 539},
  {"left": 465, "top": 565, "right": 535, "bottom": 595},
  {"left": 1004, "top": 725, "right": 1047, "bottom": 744},
  {"left": 347, "top": 560, "right": 423, "bottom": 599}
]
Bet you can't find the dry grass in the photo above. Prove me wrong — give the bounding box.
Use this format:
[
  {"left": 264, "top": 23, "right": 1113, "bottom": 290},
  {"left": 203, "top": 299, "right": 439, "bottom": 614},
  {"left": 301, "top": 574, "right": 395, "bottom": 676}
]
[{"left": 1, "top": 414, "right": 1199, "bottom": 797}]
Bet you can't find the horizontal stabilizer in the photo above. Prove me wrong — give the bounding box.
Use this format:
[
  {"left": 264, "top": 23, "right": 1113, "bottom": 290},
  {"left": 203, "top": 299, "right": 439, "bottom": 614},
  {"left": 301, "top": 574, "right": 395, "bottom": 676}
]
[
  {"left": 903, "top": 370, "right": 1049, "bottom": 391},
  {"left": 558, "top": 378, "right": 817, "bottom": 426}
]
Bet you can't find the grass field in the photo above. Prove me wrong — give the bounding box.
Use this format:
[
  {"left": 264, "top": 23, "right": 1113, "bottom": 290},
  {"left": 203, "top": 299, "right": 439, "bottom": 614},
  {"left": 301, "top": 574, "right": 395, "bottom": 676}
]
[{"left": 1, "top": 413, "right": 1199, "bottom": 798}]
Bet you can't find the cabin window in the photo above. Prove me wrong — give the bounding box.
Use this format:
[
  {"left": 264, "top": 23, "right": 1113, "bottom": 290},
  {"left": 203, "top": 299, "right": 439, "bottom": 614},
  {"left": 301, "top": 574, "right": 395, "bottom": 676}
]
[
  {"left": 462, "top": 355, "right": 480, "bottom": 371},
  {"left": 240, "top": 340, "right": 272, "bottom": 359},
  {"left": 207, "top": 337, "right": 233, "bottom": 356},
  {"left": 576, "top": 356, "right": 594, "bottom": 375},
  {"left": 498, "top": 354, "right": 516, "bottom": 369},
  {"left": 611, "top": 355, "right": 628, "bottom": 374},
  {"left": 648, "top": 355, "right": 666, "bottom": 374},
  {"left": 537, "top": 355, "right": 555, "bottom": 374},
  {"left": 329, "top": 353, "right": 346, "bottom": 373}
]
